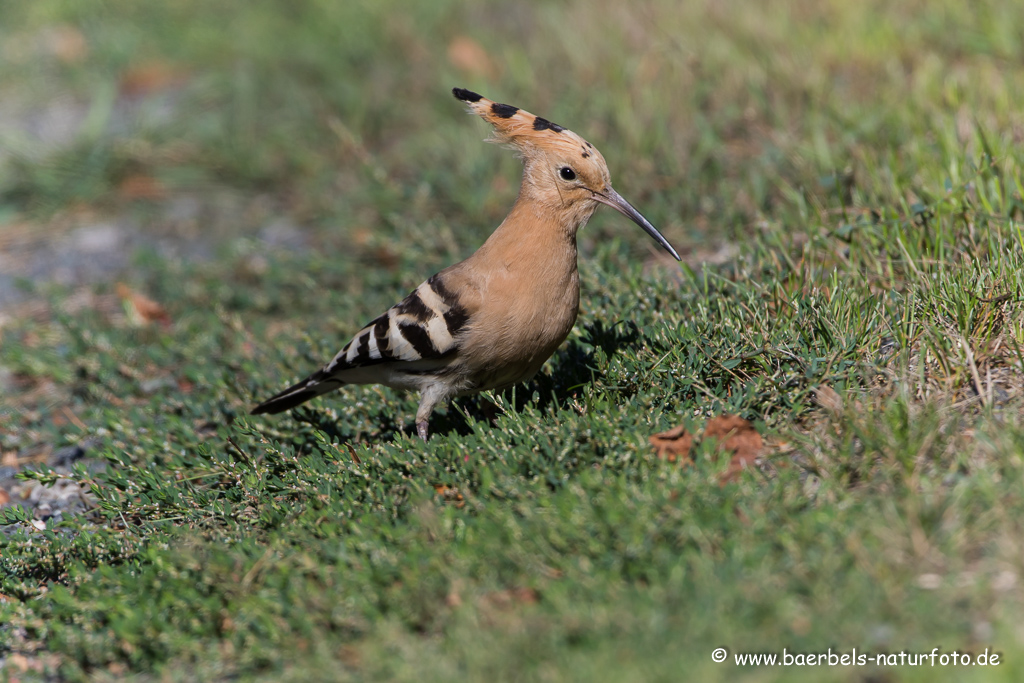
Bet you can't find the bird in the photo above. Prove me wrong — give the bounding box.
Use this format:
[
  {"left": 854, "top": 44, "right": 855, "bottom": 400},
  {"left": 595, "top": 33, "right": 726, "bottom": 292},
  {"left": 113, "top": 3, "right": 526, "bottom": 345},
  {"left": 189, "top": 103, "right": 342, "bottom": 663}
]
[{"left": 251, "top": 87, "right": 681, "bottom": 440}]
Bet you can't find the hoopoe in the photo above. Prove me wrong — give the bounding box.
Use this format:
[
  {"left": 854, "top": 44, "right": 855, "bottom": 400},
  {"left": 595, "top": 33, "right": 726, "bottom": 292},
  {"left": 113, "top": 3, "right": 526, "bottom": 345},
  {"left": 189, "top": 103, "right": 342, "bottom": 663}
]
[{"left": 251, "top": 88, "right": 681, "bottom": 440}]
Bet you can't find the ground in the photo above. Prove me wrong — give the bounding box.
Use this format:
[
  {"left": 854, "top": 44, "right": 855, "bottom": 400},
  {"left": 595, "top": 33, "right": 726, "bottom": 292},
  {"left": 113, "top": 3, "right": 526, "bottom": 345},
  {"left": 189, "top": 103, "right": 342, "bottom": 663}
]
[{"left": 1, "top": 0, "right": 1024, "bottom": 681}]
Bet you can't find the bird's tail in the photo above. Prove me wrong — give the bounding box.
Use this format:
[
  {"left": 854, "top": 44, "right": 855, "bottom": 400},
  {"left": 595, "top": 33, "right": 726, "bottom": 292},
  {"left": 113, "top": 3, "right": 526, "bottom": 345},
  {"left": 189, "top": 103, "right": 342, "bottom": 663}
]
[{"left": 250, "top": 370, "right": 343, "bottom": 415}]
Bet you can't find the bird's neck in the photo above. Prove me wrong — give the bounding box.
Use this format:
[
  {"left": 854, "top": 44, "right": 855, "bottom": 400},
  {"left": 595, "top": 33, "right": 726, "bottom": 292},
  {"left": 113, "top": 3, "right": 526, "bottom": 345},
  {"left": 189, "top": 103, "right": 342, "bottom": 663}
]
[{"left": 474, "top": 193, "right": 594, "bottom": 269}]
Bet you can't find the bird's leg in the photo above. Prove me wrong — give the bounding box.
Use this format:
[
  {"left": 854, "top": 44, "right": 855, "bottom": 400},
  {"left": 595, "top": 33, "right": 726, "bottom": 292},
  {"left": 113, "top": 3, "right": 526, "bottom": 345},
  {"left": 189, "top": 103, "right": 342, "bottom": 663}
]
[{"left": 416, "top": 389, "right": 445, "bottom": 442}]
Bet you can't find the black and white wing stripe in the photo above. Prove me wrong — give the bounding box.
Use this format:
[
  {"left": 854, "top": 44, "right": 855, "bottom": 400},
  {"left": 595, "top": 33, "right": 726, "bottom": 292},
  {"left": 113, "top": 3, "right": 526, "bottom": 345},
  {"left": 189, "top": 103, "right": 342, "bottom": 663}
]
[
  {"left": 325, "top": 274, "right": 469, "bottom": 370},
  {"left": 250, "top": 274, "right": 470, "bottom": 415}
]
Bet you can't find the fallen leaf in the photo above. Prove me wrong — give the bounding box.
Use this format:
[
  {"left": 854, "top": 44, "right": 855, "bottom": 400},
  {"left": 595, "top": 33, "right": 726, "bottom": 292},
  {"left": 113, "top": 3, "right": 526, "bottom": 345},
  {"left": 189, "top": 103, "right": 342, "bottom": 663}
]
[
  {"left": 649, "top": 424, "right": 694, "bottom": 464},
  {"left": 352, "top": 227, "right": 373, "bottom": 246},
  {"left": 652, "top": 415, "right": 765, "bottom": 483},
  {"left": 61, "top": 405, "right": 88, "bottom": 430},
  {"left": 338, "top": 644, "right": 362, "bottom": 668},
  {"left": 733, "top": 505, "right": 751, "bottom": 525},
  {"left": 702, "top": 414, "right": 756, "bottom": 443},
  {"left": 480, "top": 587, "right": 540, "bottom": 611},
  {"left": 373, "top": 246, "right": 399, "bottom": 269},
  {"left": 343, "top": 443, "right": 361, "bottom": 465},
  {"left": 434, "top": 484, "right": 465, "bottom": 508},
  {"left": 813, "top": 384, "right": 843, "bottom": 416},
  {"left": 447, "top": 36, "right": 498, "bottom": 79},
  {"left": 119, "top": 61, "right": 187, "bottom": 96},
  {"left": 117, "top": 174, "right": 166, "bottom": 200},
  {"left": 721, "top": 454, "right": 755, "bottom": 484},
  {"left": 116, "top": 283, "right": 171, "bottom": 327},
  {"left": 7, "top": 653, "right": 32, "bottom": 672},
  {"left": 46, "top": 25, "right": 88, "bottom": 64},
  {"left": 704, "top": 415, "right": 763, "bottom": 484}
]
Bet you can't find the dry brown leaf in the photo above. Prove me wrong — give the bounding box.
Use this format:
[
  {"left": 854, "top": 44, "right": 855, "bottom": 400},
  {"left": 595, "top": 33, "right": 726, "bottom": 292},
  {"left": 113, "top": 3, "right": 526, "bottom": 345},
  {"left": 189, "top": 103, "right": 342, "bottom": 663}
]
[
  {"left": 116, "top": 283, "right": 171, "bottom": 327},
  {"left": 61, "top": 405, "right": 88, "bottom": 431},
  {"left": 343, "top": 442, "right": 361, "bottom": 465},
  {"left": 117, "top": 175, "right": 166, "bottom": 201},
  {"left": 813, "top": 384, "right": 843, "bottom": 416},
  {"left": 7, "top": 652, "right": 43, "bottom": 673},
  {"left": 480, "top": 587, "right": 540, "bottom": 611},
  {"left": 47, "top": 25, "right": 88, "bottom": 63},
  {"left": 704, "top": 415, "right": 764, "bottom": 483},
  {"left": 352, "top": 227, "right": 373, "bottom": 246},
  {"left": 373, "top": 246, "right": 399, "bottom": 270},
  {"left": 720, "top": 453, "right": 756, "bottom": 484},
  {"left": 119, "top": 61, "right": 187, "bottom": 96},
  {"left": 649, "top": 424, "right": 694, "bottom": 464},
  {"left": 733, "top": 505, "right": 751, "bottom": 525},
  {"left": 433, "top": 484, "right": 465, "bottom": 508},
  {"left": 447, "top": 36, "right": 498, "bottom": 79},
  {"left": 338, "top": 644, "right": 362, "bottom": 668},
  {"left": 652, "top": 415, "right": 764, "bottom": 483}
]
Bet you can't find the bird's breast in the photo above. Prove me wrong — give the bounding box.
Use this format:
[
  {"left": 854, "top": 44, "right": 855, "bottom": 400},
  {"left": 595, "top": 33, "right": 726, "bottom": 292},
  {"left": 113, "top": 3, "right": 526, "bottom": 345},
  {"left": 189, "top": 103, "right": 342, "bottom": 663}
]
[{"left": 459, "top": 255, "right": 580, "bottom": 391}]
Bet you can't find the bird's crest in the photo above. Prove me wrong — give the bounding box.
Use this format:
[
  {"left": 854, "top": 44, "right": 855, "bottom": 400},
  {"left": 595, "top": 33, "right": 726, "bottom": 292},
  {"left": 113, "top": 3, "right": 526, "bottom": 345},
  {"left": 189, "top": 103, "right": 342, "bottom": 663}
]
[{"left": 452, "top": 87, "right": 592, "bottom": 160}]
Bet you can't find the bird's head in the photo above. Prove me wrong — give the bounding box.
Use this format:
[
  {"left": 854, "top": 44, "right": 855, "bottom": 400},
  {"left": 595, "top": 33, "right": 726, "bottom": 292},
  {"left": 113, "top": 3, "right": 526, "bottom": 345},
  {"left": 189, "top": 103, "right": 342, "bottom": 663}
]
[{"left": 453, "top": 87, "right": 680, "bottom": 261}]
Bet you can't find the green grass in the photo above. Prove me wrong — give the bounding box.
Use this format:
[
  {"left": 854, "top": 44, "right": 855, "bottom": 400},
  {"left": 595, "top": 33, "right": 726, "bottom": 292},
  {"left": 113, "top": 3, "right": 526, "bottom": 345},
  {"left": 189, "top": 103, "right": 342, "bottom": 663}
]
[{"left": 2, "top": 0, "right": 1024, "bottom": 680}]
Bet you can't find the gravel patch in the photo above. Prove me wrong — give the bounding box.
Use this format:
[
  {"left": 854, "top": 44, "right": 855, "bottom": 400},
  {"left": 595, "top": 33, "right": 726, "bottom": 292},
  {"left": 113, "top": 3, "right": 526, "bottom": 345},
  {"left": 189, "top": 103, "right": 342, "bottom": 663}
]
[{"left": 0, "top": 439, "right": 100, "bottom": 534}]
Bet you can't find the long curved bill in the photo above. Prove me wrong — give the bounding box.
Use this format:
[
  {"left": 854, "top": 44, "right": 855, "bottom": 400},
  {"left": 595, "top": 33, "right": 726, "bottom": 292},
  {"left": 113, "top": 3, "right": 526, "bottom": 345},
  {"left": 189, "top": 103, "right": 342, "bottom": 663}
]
[{"left": 592, "top": 187, "right": 681, "bottom": 261}]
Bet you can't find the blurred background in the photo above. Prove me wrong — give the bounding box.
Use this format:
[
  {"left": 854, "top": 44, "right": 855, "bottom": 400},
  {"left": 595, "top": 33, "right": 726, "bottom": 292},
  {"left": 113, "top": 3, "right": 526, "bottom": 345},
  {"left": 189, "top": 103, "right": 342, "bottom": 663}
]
[{"left": 2, "top": 0, "right": 1022, "bottom": 313}]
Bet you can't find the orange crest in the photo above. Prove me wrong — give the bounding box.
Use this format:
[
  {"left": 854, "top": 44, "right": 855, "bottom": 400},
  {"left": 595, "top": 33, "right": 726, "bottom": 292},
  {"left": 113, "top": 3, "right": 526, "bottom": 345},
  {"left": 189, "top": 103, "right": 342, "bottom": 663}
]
[{"left": 452, "top": 88, "right": 591, "bottom": 159}]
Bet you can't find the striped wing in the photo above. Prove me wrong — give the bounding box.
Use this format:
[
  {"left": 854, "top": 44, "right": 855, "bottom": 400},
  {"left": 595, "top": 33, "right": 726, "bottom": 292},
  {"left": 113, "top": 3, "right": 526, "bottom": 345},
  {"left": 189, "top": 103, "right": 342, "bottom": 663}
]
[
  {"left": 250, "top": 273, "right": 471, "bottom": 415},
  {"left": 325, "top": 273, "right": 470, "bottom": 372}
]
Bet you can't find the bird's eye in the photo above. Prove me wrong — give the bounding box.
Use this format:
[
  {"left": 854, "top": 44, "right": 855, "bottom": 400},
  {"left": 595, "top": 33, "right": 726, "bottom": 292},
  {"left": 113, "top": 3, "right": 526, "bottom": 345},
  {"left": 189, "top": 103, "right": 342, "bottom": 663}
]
[{"left": 559, "top": 166, "right": 577, "bottom": 181}]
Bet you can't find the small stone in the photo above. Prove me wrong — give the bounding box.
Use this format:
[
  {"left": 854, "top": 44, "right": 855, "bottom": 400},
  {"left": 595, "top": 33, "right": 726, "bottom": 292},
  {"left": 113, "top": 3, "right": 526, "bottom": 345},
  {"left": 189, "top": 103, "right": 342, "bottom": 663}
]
[
  {"left": 974, "top": 621, "right": 994, "bottom": 641},
  {"left": 71, "top": 223, "right": 122, "bottom": 253},
  {"left": 140, "top": 376, "right": 178, "bottom": 394},
  {"left": 993, "top": 570, "right": 1017, "bottom": 592}
]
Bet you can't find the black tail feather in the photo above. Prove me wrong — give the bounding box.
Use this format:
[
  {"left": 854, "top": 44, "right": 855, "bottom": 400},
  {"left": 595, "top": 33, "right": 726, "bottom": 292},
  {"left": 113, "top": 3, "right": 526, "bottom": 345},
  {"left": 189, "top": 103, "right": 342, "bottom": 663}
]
[{"left": 250, "top": 373, "right": 342, "bottom": 415}]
